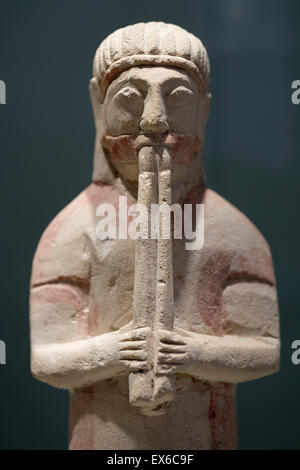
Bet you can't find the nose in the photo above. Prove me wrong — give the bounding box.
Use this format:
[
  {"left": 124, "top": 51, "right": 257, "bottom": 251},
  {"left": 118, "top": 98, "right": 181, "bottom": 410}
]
[{"left": 140, "top": 90, "right": 169, "bottom": 134}]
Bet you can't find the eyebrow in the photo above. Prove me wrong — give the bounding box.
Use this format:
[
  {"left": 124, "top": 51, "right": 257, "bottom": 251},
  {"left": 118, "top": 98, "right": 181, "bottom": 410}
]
[{"left": 107, "top": 74, "right": 193, "bottom": 97}]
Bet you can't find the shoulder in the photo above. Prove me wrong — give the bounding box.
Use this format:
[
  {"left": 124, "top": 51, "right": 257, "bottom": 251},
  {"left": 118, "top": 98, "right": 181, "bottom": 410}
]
[
  {"left": 30, "top": 183, "right": 119, "bottom": 286},
  {"left": 203, "top": 188, "right": 276, "bottom": 285}
]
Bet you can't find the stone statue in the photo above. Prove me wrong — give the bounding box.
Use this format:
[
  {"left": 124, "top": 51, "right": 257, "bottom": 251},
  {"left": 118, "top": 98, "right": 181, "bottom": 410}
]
[{"left": 29, "top": 22, "right": 280, "bottom": 450}]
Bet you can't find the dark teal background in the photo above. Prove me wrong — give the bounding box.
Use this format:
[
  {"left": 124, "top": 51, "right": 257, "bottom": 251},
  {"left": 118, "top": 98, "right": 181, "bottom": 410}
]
[{"left": 0, "top": 0, "right": 299, "bottom": 449}]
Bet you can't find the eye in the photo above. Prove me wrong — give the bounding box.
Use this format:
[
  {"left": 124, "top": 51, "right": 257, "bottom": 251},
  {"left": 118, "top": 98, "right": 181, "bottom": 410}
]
[
  {"left": 167, "top": 86, "right": 194, "bottom": 104},
  {"left": 114, "top": 86, "right": 143, "bottom": 103}
]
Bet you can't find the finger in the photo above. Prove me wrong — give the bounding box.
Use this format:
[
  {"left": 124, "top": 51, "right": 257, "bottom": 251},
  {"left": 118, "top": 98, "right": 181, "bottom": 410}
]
[
  {"left": 158, "top": 330, "right": 185, "bottom": 345},
  {"left": 157, "top": 352, "right": 187, "bottom": 364},
  {"left": 159, "top": 344, "right": 187, "bottom": 354},
  {"left": 120, "top": 350, "right": 147, "bottom": 361},
  {"left": 119, "top": 340, "right": 146, "bottom": 351},
  {"left": 120, "top": 360, "right": 148, "bottom": 372}
]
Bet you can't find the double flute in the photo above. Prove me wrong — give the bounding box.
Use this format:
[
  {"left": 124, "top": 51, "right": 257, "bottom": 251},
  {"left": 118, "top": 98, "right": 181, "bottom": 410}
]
[{"left": 129, "top": 145, "right": 175, "bottom": 415}]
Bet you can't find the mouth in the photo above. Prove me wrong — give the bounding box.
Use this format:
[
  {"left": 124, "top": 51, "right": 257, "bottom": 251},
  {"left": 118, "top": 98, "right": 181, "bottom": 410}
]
[
  {"left": 102, "top": 131, "right": 173, "bottom": 152},
  {"left": 102, "top": 132, "right": 201, "bottom": 165},
  {"left": 134, "top": 131, "right": 179, "bottom": 151}
]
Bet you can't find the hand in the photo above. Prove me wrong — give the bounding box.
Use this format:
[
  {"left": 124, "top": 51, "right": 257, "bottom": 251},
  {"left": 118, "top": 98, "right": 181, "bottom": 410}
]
[
  {"left": 113, "top": 327, "right": 152, "bottom": 373},
  {"left": 156, "top": 329, "right": 198, "bottom": 376}
]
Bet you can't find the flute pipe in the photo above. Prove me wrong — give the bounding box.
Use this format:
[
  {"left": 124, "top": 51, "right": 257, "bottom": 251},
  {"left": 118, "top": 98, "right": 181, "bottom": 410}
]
[
  {"left": 129, "top": 146, "right": 157, "bottom": 407},
  {"left": 156, "top": 147, "right": 174, "bottom": 329},
  {"left": 153, "top": 146, "right": 176, "bottom": 402},
  {"left": 129, "top": 145, "right": 176, "bottom": 410},
  {"left": 132, "top": 147, "right": 157, "bottom": 326}
]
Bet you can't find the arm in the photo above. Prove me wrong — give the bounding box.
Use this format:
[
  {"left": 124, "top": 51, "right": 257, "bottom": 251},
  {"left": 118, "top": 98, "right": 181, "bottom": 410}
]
[
  {"left": 156, "top": 329, "right": 279, "bottom": 384},
  {"left": 156, "top": 281, "right": 280, "bottom": 384},
  {"left": 31, "top": 323, "right": 150, "bottom": 390},
  {"left": 30, "top": 281, "right": 149, "bottom": 390},
  {"left": 30, "top": 200, "right": 150, "bottom": 390}
]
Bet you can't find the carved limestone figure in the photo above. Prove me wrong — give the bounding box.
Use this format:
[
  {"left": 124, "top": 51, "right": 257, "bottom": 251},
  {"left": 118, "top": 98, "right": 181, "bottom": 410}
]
[{"left": 29, "top": 22, "right": 280, "bottom": 450}]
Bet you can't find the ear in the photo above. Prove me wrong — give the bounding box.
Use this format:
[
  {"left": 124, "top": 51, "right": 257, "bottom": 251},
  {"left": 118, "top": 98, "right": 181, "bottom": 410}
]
[
  {"left": 89, "top": 77, "right": 101, "bottom": 122},
  {"left": 89, "top": 78, "right": 114, "bottom": 183},
  {"left": 196, "top": 92, "right": 211, "bottom": 138},
  {"left": 203, "top": 92, "right": 212, "bottom": 128}
]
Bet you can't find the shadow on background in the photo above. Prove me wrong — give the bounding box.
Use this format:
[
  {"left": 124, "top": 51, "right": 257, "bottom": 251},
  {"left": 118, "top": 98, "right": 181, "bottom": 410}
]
[{"left": 0, "top": 0, "right": 299, "bottom": 449}]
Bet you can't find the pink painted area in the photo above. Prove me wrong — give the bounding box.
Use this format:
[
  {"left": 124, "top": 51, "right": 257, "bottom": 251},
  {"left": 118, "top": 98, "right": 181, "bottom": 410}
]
[
  {"left": 31, "top": 181, "right": 138, "bottom": 338},
  {"left": 86, "top": 182, "right": 137, "bottom": 241},
  {"left": 203, "top": 189, "right": 276, "bottom": 285},
  {"left": 196, "top": 253, "right": 231, "bottom": 335},
  {"left": 31, "top": 182, "right": 123, "bottom": 286},
  {"left": 69, "top": 387, "right": 95, "bottom": 450},
  {"left": 31, "top": 188, "right": 86, "bottom": 270},
  {"left": 30, "top": 283, "right": 87, "bottom": 313},
  {"left": 85, "top": 182, "right": 123, "bottom": 208},
  {"left": 209, "top": 383, "right": 238, "bottom": 450},
  {"left": 179, "top": 185, "right": 228, "bottom": 335},
  {"left": 102, "top": 133, "right": 201, "bottom": 165},
  {"left": 177, "top": 186, "right": 276, "bottom": 335},
  {"left": 31, "top": 282, "right": 89, "bottom": 337}
]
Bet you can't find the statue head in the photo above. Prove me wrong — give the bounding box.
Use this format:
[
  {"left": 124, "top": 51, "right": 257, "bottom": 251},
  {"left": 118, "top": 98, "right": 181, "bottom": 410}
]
[{"left": 90, "top": 22, "right": 211, "bottom": 198}]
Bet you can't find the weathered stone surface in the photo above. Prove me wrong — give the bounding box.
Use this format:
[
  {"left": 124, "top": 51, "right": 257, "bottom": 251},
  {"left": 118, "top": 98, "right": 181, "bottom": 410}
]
[{"left": 29, "top": 21, "right": 280, "bottom": 450}]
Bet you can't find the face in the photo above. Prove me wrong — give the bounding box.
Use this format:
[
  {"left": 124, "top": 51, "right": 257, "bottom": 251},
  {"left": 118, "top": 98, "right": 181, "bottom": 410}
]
[
  {"left": 100, "top": 66, "right": 209, "bottom": 199},
  {"left": 103, "top": 66, "right": 207, "bottom": 137}
]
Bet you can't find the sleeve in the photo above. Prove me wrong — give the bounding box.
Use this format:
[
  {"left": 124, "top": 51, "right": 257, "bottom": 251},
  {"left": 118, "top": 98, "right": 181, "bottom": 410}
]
[
  {"left": 30, "top": 199, "right": 91, "bottom": 346},
  {"left": 221, "top": 223, "right": 280, "bottom": 339}
]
